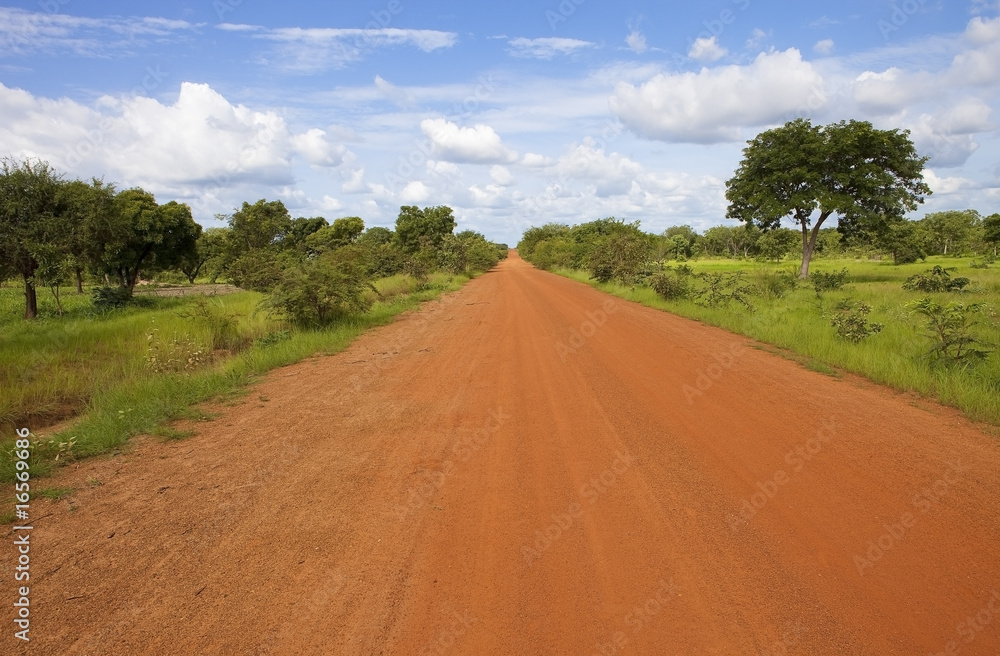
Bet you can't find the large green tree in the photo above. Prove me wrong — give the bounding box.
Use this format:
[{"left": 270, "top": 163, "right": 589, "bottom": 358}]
[
  {"left": 395, "top": 205, "right": 456, "bottom": 253},
  {"left": 0, "top": 158, "right": 64, "bottom": 318},
  {"left": 97, "top": 189, "right": 201, "bottom": 290},
  {"left": 226, "top": 199, "right": 292, "bottom": 253},
  {"left": 726, "top": 119, "right": 931, "bottom": 278}
]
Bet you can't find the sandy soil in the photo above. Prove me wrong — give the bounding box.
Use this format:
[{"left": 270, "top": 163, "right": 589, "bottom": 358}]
[{"left": 4, "top": 252, "right": 999, "bottom": 655}]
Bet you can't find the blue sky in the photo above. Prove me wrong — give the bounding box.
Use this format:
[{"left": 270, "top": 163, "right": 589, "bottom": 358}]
[{"left": 1, "top": 1, "right": 998, "bottom": 244}]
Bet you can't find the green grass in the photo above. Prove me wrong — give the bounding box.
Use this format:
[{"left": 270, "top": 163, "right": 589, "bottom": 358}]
[
  {"left": 0, "top": 273, "right": 468, "bottom": 484},
  {"left": 553, "top": 256, "right": 1000, "bottom": 425},
  {"left": 36, "top": 486, "right": 75, "bottom": 500}
]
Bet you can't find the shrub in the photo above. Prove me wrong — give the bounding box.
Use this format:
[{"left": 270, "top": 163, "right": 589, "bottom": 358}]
[
  {"left": 750, "top": 269, "right": 798, "bottom": 299},
  {"left": 830, "top": 300, "right": 883, "bottom": 343},
  {"left": 649, "top": 265, "right": 694, "bottom": 300},
  {"left": 227, "top": 250, "right": 286, "bottom": 292},
  {"left": 694, "top": 271, "right": 755, "bottom": 312},
  {"left": 264, "top": 247, "right": 375, "bottom": 327},
  {"left": 812, "top": 268, "right": 849, "bottom": 294},
  {"left": 906, "top": 297, "right": 992, "bottom": 365},
  {"left": 902, "top": 266, "right": 970, "bottom": 293},
  {"left": 91, "top": 285, "right": 133, "bottom": 311},
  {"left": 587, "top": 233, "right": 651, "bottom": 285}
]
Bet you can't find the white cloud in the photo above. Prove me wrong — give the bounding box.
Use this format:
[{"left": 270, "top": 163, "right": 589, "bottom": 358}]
[
  {"left": 688, "top": 36, "right": 727, "bottom": 62},
  {"left": 468, "top": 184, "right": 510, "bottom": 207},
  {"left": 555, "top": 139, "right": 643, "bottom": 196},
  {"left": 318, "top": 194, "right": 342, "bottom": 211},
  {"left": 923, "top": 169, "right": 974, "bottom": 194},
  {"left": 626, "top": 30, "right": 647, "bottom": 54},
  {"left": 609, "top": 49, "right": 825, "bottom": 143},
  {"left": 814, "top": 39, "right": 834, "bottom": 55},
  {"left": 238, "top": 26, "right": 458, "bottom": 72},
  {"left": 521, "top": 153, "right": 554, "bottom": 167},
  {"left": 0, "top": 7, "right": 201, "bottom": 56},
  {"left": 490, "top": 165, "right": 514, "bottom": 186},
  {"left": 427, "top": 160, "right": 461, "bottom": 177},
  {"left": 746, "top": 28, "right": 770, "bottom": 50},
  {"left": 374, "top": 75, "right": 415, "bottom": 107},
  {"left": 904, "top": 98, "right": 995, "bottom": 167},
  {"left": 400, "top": 180, "right": 429, "bottom": 203},
  {"left": 342, "top": 168, "right": 367, "bottom": 193},
  {"left": 420, "top": 118, "right": 518, "bottom": 163},
  {"left": 508, "top": 37, "right": 596, "bottom": 59},
  {"left": 291, "top": 128, "right": 347, "bottom": 167},
  {"left": 0, "top": 81, "right": 360, "bottom": 218}
]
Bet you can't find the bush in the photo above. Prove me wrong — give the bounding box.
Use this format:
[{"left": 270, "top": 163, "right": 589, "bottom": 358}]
[
  {"left": 750, "top": 269, "right": 798, "bottom": 299},
  {"left": 694, "top": 271, "right": 755, "bottom": 312},
  {"left": 587, "top": 233, "right": 651, "bottom": 285},
  {"left": 830, "top": 300, "right": 883, "bottom": 343},
  {"left": 812, "top": 268, "right": 849, "bottom": 294},
  {"left": 907, "top": 297, "right": 992, "bottom": 365},
  {"left": 903, "top": 266, "right": 970, "bottom": 293},
  {"left": 227, "top": 250, "right": 286, "bottom": 292},
  {"left": 264, "top": 247, "right": 374, "bottom": 327},
  {"left": 649, "top": 265, "right": 694, "bottom": 300},
  {"left": 91, "top": 285, "right": 133, "bottom": 310}
]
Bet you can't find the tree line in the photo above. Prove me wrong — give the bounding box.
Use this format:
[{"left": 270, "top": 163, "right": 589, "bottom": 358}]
[{"left": 0, "top": 157, "right": 507, "bottom": 321}]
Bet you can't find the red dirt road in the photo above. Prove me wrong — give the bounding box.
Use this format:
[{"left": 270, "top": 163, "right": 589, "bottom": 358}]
[{"left": 6, "top": 252, "right": 1000, "bottom": 655}]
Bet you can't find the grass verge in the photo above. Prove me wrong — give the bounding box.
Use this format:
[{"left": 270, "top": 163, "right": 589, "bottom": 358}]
[{"left": 0, "top": 273, "right": 468, "bottom": 484}]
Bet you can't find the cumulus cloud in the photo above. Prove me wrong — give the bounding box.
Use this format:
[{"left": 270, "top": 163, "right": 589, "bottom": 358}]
[
  {"left": 688, "top": 36, "right": 727, "bottom": 62},
  {"left": 904, "top": 98, "right": 995, "bottom": 167},
  {"left": 291, "top": 128, "right": 348, "bottom": 167},
  {"left": 555, "top": 139, "right": 644, "bottom": 196},
  {"left": 521, "top": 153, "right": 554, "bottom": 167},
  {"left": 420, "top": 118, "right": 517, "bottom": 163},
  {"left": 923, "top": 169, "right": 974, "bottom": 195},
  {"left": 609, "top": 49, "right": 825, "bottom": 143},
  {"left": 508, "top": 37, "right": 596, "bottom": 59},
  {"left": 342, "top": 168, "right": 367, "bottom": 193},
  {"left": 490, "top": 165, "right": 514, "bottom": 186},
  {"left": 400, "top": 180, "right": 430, "bottom": 203},
  {"left": 0, "top": 81, "right": 354, "bottom": 207}
]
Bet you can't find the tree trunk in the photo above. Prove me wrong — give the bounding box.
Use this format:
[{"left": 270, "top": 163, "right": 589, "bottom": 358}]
[
  {"left": 75, "top": 268, "right": 84, "bottom": 294},
  {"left": 797, "top": 211, "right": 831, "bottom": 279},
  {"left": 24, "top": 276, "right": 38, "bottom": 319}
]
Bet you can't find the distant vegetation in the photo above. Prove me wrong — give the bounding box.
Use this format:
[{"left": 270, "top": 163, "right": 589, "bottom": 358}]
[{"left": 0, "top": 156, "right": 506, "bottom": 484}]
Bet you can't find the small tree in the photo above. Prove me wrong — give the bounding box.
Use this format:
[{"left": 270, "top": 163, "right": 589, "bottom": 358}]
[
  {"left": 983, "top": 213, "right": 1000, "bottom": 258},
  {"left": 907, "top": 298, "right": 992, "bottom": 365},
  {"left": 264, "top": 246, "right": 374, "bottom": 327},
  {"left": 0, "top": 158, "right": 63, "bottom": 318}
]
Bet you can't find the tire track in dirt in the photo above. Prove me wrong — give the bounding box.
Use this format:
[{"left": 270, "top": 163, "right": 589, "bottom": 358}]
[{"left": 5, "top": 252, "right": 999, "bottom": 655}]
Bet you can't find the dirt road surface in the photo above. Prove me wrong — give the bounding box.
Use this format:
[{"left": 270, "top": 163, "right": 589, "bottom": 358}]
[{"left": 6, "top": 252, "right": 1000, "bottom": 655}]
